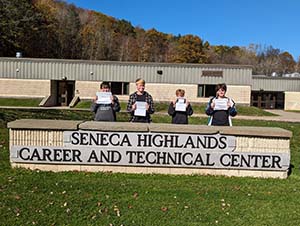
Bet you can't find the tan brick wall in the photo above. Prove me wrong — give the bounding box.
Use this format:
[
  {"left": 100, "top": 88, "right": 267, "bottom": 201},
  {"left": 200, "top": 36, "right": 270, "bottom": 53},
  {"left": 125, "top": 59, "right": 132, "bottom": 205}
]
[
  {"left": 75, "top": 81, "right": 129, "bottom": 101},
  {"left": 236, "top": 137, "right": 290, "bottom": 153},
  {"left": 284, "top": 92, "right": 300, "bottom": 110},
  {"left": 0, "top": 79, "right": 250, "bottom": 104},
  {"left": 130, "top": 83, "right": 200, "bottom": 102},
  {"left": 77, "top": 81, "right": 200, "bottom": 102},
  {"left": 226, "top": 85, "right": 251, "bottom": 105},
  {"left": 75, "top": 81, "right": 99, "bottom": 99},
  {"left": 129, "top": 83, "right": 251, "bottom": 104},
  {"left": 0, "top": 78, "right": 50, "bottom": 97},
  {"left": 9, "top": 129, "right": 63, "bottom": 147}
]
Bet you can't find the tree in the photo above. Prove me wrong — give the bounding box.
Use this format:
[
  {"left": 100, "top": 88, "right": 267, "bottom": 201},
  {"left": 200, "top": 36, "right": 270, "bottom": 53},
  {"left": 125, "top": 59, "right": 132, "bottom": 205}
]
[
  {"left": 172, "top": 34, "right": 207, "bottom": 63},
  {"left": 80, "top": 11, "right": 116, "bottom": 60},
  {"left": 53, "top": 2, "right": 82, "bottom": 59},
  {"left": 254, "top": 45, "right": 281, "bottom": 75},
  {"left": 137, "top": 28, "right": 169, "bottom": 62},
  {"left": 113, "top": 19, "right": 137, "bottom": 61},
  {"left": 278, "top": 52, "right": 296, "bottom": 74},
  {"left": 0, "top": 0, "right": 52, "bottom": 57},
  {"left": 2, "top": 0, "right": 297, "bottom": 70},
  {"left": 238, "top": 44, "right": 258, "bottom": 66},
  {"left": 296, "top": 57, "right": 300, "bottom": 73}
]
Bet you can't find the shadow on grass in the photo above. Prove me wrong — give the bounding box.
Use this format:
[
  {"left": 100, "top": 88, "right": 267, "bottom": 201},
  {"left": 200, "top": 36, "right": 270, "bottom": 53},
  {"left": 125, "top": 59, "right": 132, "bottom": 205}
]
[{"left": 288, "top": 164, "right": 294, "bottom": 176}]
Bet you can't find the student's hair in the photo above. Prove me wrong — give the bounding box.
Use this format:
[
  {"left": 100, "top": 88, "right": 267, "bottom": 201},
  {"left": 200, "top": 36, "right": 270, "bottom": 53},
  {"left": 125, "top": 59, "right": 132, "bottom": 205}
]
[
  {"left": 215, "top": 83, "right": 227, "bottom": 92},
  {"left": 175, "top": 89, "right": 185, "bottom": 97},
  {"left": 135, "top": 78, "right": 145, "bottom": 86},
  {"left": 100, "top": 82, "right": 111, "bottom": 89}
]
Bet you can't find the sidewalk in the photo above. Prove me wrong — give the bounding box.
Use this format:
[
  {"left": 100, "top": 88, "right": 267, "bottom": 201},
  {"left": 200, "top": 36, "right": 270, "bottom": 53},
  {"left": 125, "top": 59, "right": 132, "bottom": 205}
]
[{"left": 261, "top": 109, "right": 300, "bottom": 122}]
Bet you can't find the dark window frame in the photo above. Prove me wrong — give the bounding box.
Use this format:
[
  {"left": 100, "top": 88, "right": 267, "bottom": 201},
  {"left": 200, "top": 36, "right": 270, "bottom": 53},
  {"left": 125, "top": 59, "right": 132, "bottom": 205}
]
[
  {"left": 197, "top": 84, "right": 216, "bottom": 97},
  {"left": 110, "top": 82, "right": 129, "bottom": 95}
]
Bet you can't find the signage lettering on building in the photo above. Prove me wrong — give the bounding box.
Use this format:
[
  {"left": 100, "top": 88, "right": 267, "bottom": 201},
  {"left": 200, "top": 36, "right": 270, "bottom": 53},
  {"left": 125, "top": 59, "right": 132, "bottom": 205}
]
[{"left": 202, "top": 70, "right": 223, "bottom": 77}]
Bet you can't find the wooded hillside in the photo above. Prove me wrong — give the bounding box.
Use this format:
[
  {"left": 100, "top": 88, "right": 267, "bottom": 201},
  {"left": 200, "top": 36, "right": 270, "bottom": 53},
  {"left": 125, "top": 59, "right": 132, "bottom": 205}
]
[{"left": 1, "top": 0, "right": 299, "bottom": 75}]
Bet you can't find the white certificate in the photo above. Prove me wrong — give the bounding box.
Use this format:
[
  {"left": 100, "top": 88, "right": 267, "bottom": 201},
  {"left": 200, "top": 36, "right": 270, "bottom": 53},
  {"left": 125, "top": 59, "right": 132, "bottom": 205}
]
[
  {"left": 175, "top": 98, "right": 186, "bottom": 112},
  {"left": 96, "top": 92, "right": 112, "bottom": 104},
  {"left": 134, "top": 101, "right": 146, "bottom": 116},
  {"left": 214, "top": 98, "right": 228, "bottom": 110}
]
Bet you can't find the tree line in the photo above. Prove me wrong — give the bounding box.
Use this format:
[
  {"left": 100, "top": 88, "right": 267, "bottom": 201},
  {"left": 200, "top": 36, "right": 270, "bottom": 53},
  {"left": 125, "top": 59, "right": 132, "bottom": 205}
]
[{"left": 1, "top": 0, "right": 300, "bottom": 75}]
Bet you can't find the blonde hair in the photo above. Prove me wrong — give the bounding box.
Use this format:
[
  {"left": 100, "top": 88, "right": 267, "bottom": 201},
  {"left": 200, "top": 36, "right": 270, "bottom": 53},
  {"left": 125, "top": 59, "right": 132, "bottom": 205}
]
[
  {"left": 176, "top": 89, "right": 185, "bottom": 97},
  {"left": 135, "top": 78, "right": 145, "bottom": 86}
]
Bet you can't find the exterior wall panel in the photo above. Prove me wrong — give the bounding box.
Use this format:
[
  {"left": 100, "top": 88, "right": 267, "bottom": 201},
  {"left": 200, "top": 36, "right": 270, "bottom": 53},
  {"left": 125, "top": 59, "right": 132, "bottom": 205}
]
[
  {"left": 284, "top": 92, "right": 300, "bottom": 110},
  {"left": 253, "top": 77, "right": 300, "bottom": 91},
  {"left": 0, "top": 58, "right": 252, "bottom": 85},
  {"left": 0, "top": 78, "right": 50, "bottom": 97},
  {"left": 0, "top": 58, "right": 253, "bottom": 105},
  {"left": 226, "top": 85, "right": 251, "bottom": 105},
  {"left": 75, "top": 81, "right": 99, "bottom": 99}
]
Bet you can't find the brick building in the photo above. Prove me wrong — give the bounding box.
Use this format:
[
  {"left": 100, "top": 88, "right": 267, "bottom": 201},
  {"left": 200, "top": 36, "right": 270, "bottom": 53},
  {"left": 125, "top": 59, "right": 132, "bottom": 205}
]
[{"left": 0, "top": 57, "right": 299, "bottom": 110}]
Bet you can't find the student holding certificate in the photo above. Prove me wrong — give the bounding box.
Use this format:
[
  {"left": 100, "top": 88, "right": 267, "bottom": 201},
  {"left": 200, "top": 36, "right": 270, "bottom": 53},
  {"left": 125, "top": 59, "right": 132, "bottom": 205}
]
[
  {"left": 91, "top": 82, "right": 120, "bottom": 121},
  {"left": 205, "top": 83, "right": 237, "bottom": 126},
  {"left": 127, "top": 78, "right": 154, "bottom": 123},
  {"left": 168, "top": 89, "right": 193, "bottom": 124}
]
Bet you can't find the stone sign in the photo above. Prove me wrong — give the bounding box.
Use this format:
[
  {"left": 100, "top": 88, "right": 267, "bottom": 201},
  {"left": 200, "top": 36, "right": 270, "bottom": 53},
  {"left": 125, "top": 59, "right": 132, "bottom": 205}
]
[{"left": 10, "top": 131, "right": 289, "bottom": 171}]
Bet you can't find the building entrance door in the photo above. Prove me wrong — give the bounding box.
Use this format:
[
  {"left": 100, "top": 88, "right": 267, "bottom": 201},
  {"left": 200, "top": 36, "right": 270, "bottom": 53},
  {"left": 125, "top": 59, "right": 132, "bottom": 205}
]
[
  {"left": 251, "top": 91, "right": 284, "bottom": 109},
  {"left": 57, "top": 81, "right": 75, "bottom": 106}
]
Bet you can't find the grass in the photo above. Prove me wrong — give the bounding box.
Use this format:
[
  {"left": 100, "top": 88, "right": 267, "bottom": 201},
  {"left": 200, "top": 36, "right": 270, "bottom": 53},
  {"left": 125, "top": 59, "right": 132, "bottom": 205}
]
[
  {"left": 75, "top": 100, "right": 277, "bottom": 116},
  {"left": 74, "top": 99, "right": 92, "bottom": 109},
  {"left": 0, "top": 98, "right": 42, "bottom": 107},
  {"left": 235, "top": 105, "right": 276, "bottom": 116},
  {"left": 0, "top": 97, "right": 278, "bottom": 116},
  {"left": 1, "top": 108, "right": 299, "bottom": 225},
  {"left": 287, "top": 110, "right": 300, "bottom": 113}
]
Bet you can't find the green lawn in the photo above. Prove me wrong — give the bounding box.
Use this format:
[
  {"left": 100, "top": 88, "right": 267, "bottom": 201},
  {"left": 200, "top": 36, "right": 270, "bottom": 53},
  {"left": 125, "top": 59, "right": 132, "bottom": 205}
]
[
  {"left": 0, "top": 98, "right": 42, "bottom": 107},
  {"left": 76, "top": 100, "right": 277, "bottom": 116},
  {"left": 0, "top": 97, "right": 277, "bottom": 117},
  {"left": 0, "top": 109, "right": 299, "bottom": 225}
]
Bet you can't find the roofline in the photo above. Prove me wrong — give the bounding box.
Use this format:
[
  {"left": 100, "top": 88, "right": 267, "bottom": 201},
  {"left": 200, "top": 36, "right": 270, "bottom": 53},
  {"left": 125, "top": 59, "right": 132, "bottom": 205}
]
[{"left": 0, "top": 57, "right": 253, "bottom": 69}]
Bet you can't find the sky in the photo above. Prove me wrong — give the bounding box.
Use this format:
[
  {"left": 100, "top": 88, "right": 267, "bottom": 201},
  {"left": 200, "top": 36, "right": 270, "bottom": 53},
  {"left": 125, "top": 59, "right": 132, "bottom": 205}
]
[{"left": 65, "top": 0, "right": 300, "bottom": 61}]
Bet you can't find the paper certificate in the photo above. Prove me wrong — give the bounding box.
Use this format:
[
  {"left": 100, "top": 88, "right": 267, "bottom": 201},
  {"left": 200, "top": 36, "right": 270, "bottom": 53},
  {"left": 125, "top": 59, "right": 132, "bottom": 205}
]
[
  {"left": 134, "top": 101, "right": 146, "bottom": 116},
  {"left": 175, "top": 98, "right": 186, "bottom": 112},
  {"left": 96, "top": 92, "right": 112, "bottom": 104},
  {"left": 214, "top": 98, "right": 228, "bottom": 110}
]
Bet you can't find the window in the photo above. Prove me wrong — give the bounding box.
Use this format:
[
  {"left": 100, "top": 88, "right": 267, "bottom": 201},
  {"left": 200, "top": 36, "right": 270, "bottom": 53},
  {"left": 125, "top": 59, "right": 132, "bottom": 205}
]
[
  {"left": 197, "top": 84, "right": 216, "bottom": 97},
  {"left": 110, "top": 82, "right": 129, "bottom": 95}
]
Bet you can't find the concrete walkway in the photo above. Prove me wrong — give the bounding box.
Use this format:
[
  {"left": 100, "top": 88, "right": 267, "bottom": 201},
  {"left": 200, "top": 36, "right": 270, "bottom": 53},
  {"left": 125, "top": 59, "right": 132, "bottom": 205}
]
[
  {"left": 261, "top": 110, "right": 300, "bottom": 122},
  {"left": 1, "top": 106, "right": 300, "bottom": 123},
  {"left": 207, "top": 109, "right": 300, "bottom": 122}
]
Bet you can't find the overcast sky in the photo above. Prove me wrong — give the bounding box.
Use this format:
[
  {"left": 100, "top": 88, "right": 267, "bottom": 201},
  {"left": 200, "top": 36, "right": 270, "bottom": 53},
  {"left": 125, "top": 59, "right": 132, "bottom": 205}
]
[{"left": 65, "top": 0, "right": 300, "bottom": 61}]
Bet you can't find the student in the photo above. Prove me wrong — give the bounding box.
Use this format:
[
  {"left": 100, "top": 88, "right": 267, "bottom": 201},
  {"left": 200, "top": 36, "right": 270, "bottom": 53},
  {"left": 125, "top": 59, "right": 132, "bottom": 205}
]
[
  {"left": 127, "top": 78, "right": 154, "bottom": 123},
  {"left": 168, "top": 89, "right": 193, "bottom": 124},
  {"left": 205, "top": 83, "right": 237, "bottom": 126},
  {"left": 91, "top": 82, "right": 120, "bottom": 121}
]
